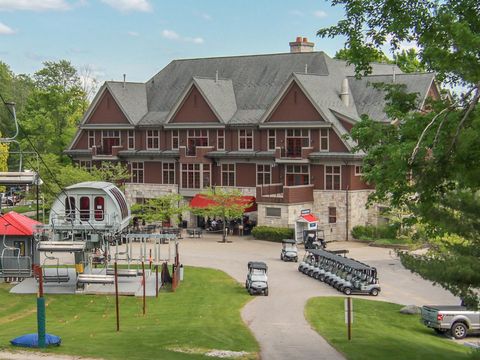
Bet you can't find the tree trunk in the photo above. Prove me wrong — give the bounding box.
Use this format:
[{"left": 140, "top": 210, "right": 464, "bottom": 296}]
[{"left": 222, "top": 214, "right": 226, "bottom": 243}]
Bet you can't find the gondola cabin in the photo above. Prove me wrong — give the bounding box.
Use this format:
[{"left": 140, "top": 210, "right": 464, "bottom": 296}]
[{"left": 49, "top": 181, "right": 131, "bottom": 235}]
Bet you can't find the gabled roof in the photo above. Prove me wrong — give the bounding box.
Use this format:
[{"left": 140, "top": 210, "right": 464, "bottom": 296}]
[
  {"left": 193, "top": 77, "right": 237, "bottom": 122},
  {"left": 0, "top": 211, "right": 42, "bottom": 236},
  {"left": 107, "top": 82, "right": 147, "bottom": 125},
  {"left": 348, "top": 72, "right": 435, "bottom": 122},
  {"left": 81, "top": 51, "right": 435, "bottom": 130}
]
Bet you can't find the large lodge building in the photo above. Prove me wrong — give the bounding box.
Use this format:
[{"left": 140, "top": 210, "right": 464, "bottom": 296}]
[{"left": 66, "top": 37, "right": 440, "bottom": 241}]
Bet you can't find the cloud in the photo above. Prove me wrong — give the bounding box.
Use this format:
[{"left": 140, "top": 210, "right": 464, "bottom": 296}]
[
  {"left": 161, "top": 29, "right": 204, "bottom": 44},
  {"left": 313, "top": 10, "right": 327, "bottom": 18},
  {"left": 128, "top": 31, "right": 139, "bottom": 37},
  {"left": 0, "top": 0, "right": 71, "bottom": 11},
  {"left": 200, "top": 13, "right": 211, "bottom": 21},
  {"left": 100, "top": 0, "right": 151, "bottom": 12},
  {"left": 0, "top": 21, "right": 14, "bottom": 34},
  {"left": 185, "top": 37, "right": 204, "bottom": 44},
  {"left": 161, "top": 29, "right": 179, "bottom": 40}
]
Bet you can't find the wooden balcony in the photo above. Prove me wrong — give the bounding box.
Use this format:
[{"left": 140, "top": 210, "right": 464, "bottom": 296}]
[
  {"left": 275, "top": 147, "right": 313, "bottom": 163},
  {"left": 256, "top": 183, "right": 314, "bottom": 203}
]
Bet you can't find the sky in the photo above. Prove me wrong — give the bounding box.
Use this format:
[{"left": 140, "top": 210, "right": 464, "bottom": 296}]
[{"left": 0, "top": 0, "right": 348, "bottom": 86}]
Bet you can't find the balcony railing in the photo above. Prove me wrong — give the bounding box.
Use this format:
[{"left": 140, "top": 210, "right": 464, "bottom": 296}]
[{"left": 256, "top": 183, "right": 314, "bottom": 203}]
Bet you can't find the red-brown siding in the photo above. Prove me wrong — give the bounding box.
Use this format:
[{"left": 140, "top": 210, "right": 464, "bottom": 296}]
[
  {"left": 267, "top": 82, "right": 324, "bottom": 122},
  {"left": 87, "top": 90, "right": 130, "bottom": 124},
  {"left": 144, "top": 162, "right": 163, "bottom": 183},
  {"left": 339, "top": 119, "right": 354, "bottom": 133},
  {"left": 171, "top": 86, "right": 219, "bottom": 123},
  {"left": 330, "top": 130, "right": 349, "bottom": 152},
  {"left": 236, "top": 163, "right": 256, "bottom": 187},
  {"left": 311, "top": 164, "right": 324, "bottom": 190}
]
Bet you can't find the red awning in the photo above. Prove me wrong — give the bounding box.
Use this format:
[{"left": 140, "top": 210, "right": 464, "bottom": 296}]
[
  {"left": 300, "top": 213, "right": 318, "bottom": 223},
  {"left": 190, "top": 194, "right": 257, "bottom": 213},
  {"left": 0, "top": 211, "right": 43, "bottom": 236}
]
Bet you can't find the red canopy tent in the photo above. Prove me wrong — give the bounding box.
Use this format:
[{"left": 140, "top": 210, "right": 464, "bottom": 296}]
[{"left": 190, "top": 194, "right": 257, "bottom": 213}]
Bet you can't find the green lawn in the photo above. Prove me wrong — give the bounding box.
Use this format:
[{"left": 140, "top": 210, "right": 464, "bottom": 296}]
[
  {"left": 0, "top": 267, "right": 258, "bottom": 359},
  {"left": 305, "top": 297, "right": 476, "bottom": 360}
]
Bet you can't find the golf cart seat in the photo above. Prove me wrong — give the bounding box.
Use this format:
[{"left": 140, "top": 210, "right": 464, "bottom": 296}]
[{"left": 282, "top": 239, "right": 296, "bottom": 244}]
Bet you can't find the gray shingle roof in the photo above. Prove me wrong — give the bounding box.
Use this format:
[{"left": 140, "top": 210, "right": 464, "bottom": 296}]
[
  {"left": 193, "top": 77, "right": 237, "bottom": 123},
  {"left": 98, "top": 51, "right": 433, "bottom": 129},
  {"left": 107, "top": 82, "right": 147, "bottom": 125},
  {"left": 348, "top": 72, "right": 435, "bottom": 122}
]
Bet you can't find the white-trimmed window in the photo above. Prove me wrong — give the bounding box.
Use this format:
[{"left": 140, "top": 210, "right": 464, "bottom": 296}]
[
  {"left": 79, "top": 160, "right": 92, "bottom": 171},
  {"left": 101, "top": 130, "right": 120, "bottom": 155},
  {"left": 171, "top": 130, "right": 179, "bottom": 150},
  {"left": 131, "top": 162, "right": 144, "bottom": 183},
  {"left": 162, "top": 162, "right": 175, "bottom": 184},
  {"left": 286, "top": 165, "right": 309, "bottom": 186},
  {"left": 328, "top": 207, "right": 337, "bottom": 223},
  {"left": 325, "top": 165, "right": 341, "bottom": 190},
  {"left": 146, "top": 130, "right": 160, "bottom": 149},
  {"left": 268, "top": 129, "right": 276, "bottom": 151},
  {"left": 187, "top": 129, "right": 208, "bottom": 156},
  {"left": 203, "top": 163, "right": 211, "bottom": 188},
  {"left": 181, "top": 163, "right": 210, "bottom": 189},
  {"left": 217, "top": 129, "right": 225, "bottom": 150},
  {"left": 239, "top": 129, "right": 253, "bottom": 150},
  {"left": 354, "top": 165, "right": 363, "bottom": 176},
  {"left": 127, "top": 130, "right": 135, "bottom": 150},
  {"left": 320, "top": 129, "right": 329, "bottom": 151},
  {"left": 257, "top": 164, "right": 271, "bottom": 185},
  {"left": 88, "top": 130, "right": 95, "bottom": 148},
  {"left": 221, "top": 163, "right": 235, "bottom": 186}
]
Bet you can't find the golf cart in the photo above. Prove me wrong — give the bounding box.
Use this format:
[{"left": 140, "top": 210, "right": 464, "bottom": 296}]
[
  {"left": 280, "top": 239, "right": 298, "bottom": 262},
  {"left": 304, "top": 229, "right": 326, "bottom": 250},
  {"left": 245, "top": 261, "right": 269, "bottom": 296}
]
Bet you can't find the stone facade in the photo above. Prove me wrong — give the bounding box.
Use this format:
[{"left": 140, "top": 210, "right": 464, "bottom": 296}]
[
  {"left": 257, "top": 202, "right": 313, "bottom": 228},
  {"left": 312, "top": 189, "right": 377, "bottom": 242},
  {"left": 124, "top": 183, "right": 178, "bottom": 205}
]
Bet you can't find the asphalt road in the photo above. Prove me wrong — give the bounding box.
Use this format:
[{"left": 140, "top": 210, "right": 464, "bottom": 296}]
[{"left": 178, "top": 236, "right": 459, "bottom": 360}]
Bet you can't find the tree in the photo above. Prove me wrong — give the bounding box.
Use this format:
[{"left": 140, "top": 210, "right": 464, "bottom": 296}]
[
  {"left": 319, "top": 0, "right": 480, "bottom": 307},
  {"left": 191, "top": 187, "right": 250, "bottom": 242},
  {"left": 131, "top": 193, "right": 185, "bottom": 228},
  {"left": 394, "top": 49, "right": 426, "bottom": 74},
  {"left": 19, "top": 60, "right": 87, "bottom": 161},
  {"left": 334, "top": 47, "right": 392, "bottom": 64}
]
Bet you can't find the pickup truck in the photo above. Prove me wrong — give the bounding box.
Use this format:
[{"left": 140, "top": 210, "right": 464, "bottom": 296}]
[{"left": 421, "top": 305, "right": 480, "bottom": 339}]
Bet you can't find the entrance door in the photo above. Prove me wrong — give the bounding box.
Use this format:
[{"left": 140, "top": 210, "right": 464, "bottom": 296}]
[{"left": 287, "top": 138, "right": 302, "bottom": 157}]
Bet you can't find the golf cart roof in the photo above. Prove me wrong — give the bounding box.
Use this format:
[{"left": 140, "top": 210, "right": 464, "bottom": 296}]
[
  {"left": 248, "top": 261, "right": 268, "bottom": 270},
  {"left": 282, "top": 239, "right": 296, "bottom": 244},
  {"left": 309, "top": 249, "right": 371, "bottom": 270}
]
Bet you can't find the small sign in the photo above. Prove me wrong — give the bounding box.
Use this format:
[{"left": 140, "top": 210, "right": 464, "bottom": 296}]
[{"left": 300, "top": 209, "right": 311, "bottom": 215}]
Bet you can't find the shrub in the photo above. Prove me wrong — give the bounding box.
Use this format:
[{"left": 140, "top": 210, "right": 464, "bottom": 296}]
[
  {"left": 351, "top": 223, "right": 399, "bottom": 241},
  {"left": 251, "top": 226, "right": 294, "bottom": 242}
]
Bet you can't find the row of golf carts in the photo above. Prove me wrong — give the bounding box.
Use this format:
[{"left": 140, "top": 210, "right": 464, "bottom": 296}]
[{"left": 298, "top": 248, "right": 381, "bottom": 296}]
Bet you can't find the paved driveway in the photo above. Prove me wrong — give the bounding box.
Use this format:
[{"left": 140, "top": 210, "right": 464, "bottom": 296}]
[{"left": 178, "top": 235, "right": 459, "bottom": 360}]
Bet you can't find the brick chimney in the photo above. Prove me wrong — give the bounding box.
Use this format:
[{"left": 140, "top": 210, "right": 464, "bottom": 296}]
[{"left": 289, "top": 36, "right": 314, "bottom": 53}]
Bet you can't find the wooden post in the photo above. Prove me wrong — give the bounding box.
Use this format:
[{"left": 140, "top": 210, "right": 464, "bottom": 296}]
[
  {"left": 114, "top": 262, "right": 120, "bottom": 332},
  {"left": 142, "top": 261, "right": 146, "bottom": 315},
  {"left": 155, "top": 264, "right": 159, "bottom": 298},
  {"left": 149, "top": 249, "right": 152, "bottom": 270}
]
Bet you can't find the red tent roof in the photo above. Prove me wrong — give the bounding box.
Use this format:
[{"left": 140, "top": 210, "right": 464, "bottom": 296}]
[
  {"left": 190, "top": 194, "right": 257, "bottom": 213},
  {"left": 0, "top": 211, "right": 43, "bottom": 236},
  {"left": 300, "top": 213, "right": 318, "bottom": 223}
]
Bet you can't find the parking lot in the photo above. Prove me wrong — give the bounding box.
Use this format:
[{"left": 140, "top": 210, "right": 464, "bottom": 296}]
[{"left": 178, "top": 235, "right": 460, "bottom": 360}]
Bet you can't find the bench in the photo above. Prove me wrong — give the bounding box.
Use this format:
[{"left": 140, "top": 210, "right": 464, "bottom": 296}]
[{"left": 187, "top": 228, "right": 202, "bottom": 238}]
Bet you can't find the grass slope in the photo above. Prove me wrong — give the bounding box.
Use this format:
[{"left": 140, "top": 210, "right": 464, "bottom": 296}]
[
  {"left": 306, "top": 297, "right": 475, "bottom": 360},
  {"left": 0, "top": 267, "right": 258, "bottom": 359}
]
